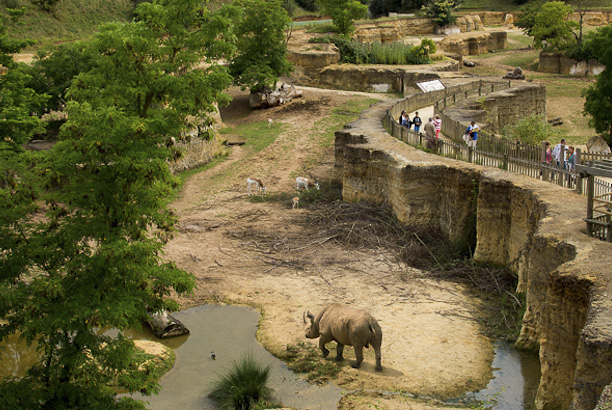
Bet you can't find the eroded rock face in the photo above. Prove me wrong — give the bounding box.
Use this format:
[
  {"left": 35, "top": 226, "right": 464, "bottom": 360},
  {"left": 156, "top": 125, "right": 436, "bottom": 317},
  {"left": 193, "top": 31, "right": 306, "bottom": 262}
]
[
  {"left": 539, "top": 52, "right": 605, "bottom": 76},
  {"left": 440, "top": 31, "right": 507, "bottom": 56},
  {"left": 334, "top": 83, "right": 612, "bottom": 410}
]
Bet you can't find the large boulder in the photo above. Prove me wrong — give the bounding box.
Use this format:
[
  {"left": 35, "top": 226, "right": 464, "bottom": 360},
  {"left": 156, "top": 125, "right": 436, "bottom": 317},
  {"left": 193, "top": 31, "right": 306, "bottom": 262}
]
[
  {"left": 439, "top": 31, "right": 507, "bottom": 56},
  {"left": 586, "top": 135, "right": 612, "bottom": 155},
  {"left": 248, "top": 83, "right": 303, "bottom": 109}
]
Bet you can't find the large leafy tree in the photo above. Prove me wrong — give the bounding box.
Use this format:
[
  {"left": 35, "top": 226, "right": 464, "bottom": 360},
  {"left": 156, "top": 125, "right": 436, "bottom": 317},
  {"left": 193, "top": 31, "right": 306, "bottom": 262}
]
[
  {"left": 582, "top": 25, "right": 612, "bottom": 145},
  {"left": 317, "top": 0, "right": 368, "bottom": 37},
  {"left": 224, "top": 0, "right": 293, "bottom": 93},
  {"left": 531, "top": 1, "right": 578, "bottom": 49},
  {"left": 426, "top": 0, "right": 462, "bottom": 27},
  {"left": 0, "top": 0, "right": 235, "bottom": 408}
]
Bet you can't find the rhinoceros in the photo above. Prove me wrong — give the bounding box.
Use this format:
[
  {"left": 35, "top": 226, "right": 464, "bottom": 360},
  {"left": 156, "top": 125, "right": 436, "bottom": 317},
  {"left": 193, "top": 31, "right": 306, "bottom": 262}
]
[{"left": 304, "top": 303, "right": 382, "bottom": 371}]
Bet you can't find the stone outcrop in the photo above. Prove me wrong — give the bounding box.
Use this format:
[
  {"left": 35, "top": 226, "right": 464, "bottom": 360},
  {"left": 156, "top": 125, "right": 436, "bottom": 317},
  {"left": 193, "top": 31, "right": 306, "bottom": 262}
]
[
  {"left": 455, "top": 14, "right": 483, "bottom": 32},
  {"left": 539, "top": 52, "right": 605, "bottom": 76},
  {"left": 440, "top": 31, "right": 507, "bottom": 56},
  {"left": 440, "top": 84, "right": 546, "bottom": 135},
  {"left": 334, "top": 82, "right": 612, "bottom": 410},
  {"left": 354, "top": 18, "right": 437, "bottom": 43},
  {"left": 290, "top": 60, "right": 460, "bottom": 94}
]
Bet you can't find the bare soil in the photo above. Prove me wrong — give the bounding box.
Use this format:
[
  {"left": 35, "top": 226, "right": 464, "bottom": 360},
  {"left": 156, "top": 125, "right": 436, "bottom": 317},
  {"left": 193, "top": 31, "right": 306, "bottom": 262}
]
[{"left": 165, "top": 86, "right": 493, "bottom": 409}]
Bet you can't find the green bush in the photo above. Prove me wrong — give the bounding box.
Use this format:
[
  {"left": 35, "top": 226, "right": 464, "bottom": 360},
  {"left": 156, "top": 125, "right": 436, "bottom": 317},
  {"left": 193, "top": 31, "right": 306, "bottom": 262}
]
[
  {"left": 502, "top": 114, "right": 559, "bottom": 145},
  {"left": 210, "top": 354, "right": 274, "bottom": 410}
]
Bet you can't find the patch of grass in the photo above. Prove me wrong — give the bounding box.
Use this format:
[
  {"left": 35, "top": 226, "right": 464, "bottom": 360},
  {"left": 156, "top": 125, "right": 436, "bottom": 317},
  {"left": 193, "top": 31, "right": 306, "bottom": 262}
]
[
  {"left": 219, "top": 120, "right": 284, "bottom": 153},
  {"left": 305, "top": 23, "right": 336, "bottom": 34},
  {"left": 276, "top": 342, "right": 342, "bottom": 384},
  {"left": 506, "top": 32, "right": 534, "bottom": 50},
  {"left": 500, "top": 51, "right": 539, "bottom": 70},
  {"left": 3, "top": 0, "right": 133, "bottom": 50}
]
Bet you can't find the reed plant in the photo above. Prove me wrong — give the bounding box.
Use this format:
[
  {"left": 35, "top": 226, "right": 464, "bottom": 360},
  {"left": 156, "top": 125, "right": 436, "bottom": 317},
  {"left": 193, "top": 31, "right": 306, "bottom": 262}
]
[{"left": 209, "top": 353, "right": 274, "bottom": 410}]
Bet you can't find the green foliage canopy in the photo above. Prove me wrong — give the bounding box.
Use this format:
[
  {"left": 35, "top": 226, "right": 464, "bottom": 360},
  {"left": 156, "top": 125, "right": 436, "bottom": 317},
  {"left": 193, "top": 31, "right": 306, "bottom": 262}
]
[
  {"left": 531, "top": 1, "right": 578, "bottom": 50},
  {"left": 317, "top": 0, "right": 368, "bottom": 37},
  {"left": 426, "top": 0, "right": 461, "bottom": 27},
  {"left": 223, "top": 0, "right": 293, "bottom": 93},
  {"left": 0, "top": 0, "right": 239, "bottom": 407},
  {"left": 582, "top": 25, "right": 612, "bottom": 144}
]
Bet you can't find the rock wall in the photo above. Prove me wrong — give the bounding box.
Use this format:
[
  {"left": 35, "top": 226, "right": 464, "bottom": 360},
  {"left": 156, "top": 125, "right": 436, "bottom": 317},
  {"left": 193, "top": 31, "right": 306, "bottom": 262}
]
[
  {"left": 539, "top": 52, "right": 605, "bottom": 77},
  {"left": 440, "top": 31, "right": 507, "bottom": 56},
  {"left": 334, "top": 84, "right": 612, "bottom": 410},
  {"left": 289, "top": 59, "right": 459, "bottom": 93},
  {"left": 439, "top": 84, "right": 546, "bottom": 136}
]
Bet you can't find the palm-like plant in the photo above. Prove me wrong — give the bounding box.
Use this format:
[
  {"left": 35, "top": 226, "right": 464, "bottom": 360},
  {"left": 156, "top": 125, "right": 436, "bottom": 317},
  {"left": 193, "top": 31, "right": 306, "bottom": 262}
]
[{"left": 210, "top": 353, "right": 273, "bottom": 410}]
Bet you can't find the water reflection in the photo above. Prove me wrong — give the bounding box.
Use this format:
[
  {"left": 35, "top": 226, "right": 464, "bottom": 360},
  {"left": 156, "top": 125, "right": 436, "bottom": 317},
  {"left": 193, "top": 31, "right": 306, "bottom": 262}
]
[{"left": 466, "top": 342, "right": 541, "bottom": 410}]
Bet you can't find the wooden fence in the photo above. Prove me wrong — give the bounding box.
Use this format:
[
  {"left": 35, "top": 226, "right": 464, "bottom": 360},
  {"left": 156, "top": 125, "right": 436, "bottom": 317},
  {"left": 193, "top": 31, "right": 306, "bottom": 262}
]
[{"left": 384, "top": 83, "right": 612, "bottom": 189}]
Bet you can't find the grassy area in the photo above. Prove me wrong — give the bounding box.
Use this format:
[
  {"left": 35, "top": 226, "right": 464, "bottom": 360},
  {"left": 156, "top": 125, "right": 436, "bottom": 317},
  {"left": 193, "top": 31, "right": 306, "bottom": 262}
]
[
  {"left": 3, "top": 0, "right": 133, "bottom": 49},
  {"left": 459, "top": 0, "right": 522, "bottom": 12},
  {"left": 219, "top": 120, "right": 284, "bottom": 153},
  {"left": 499, "top": 50, "right": 539, "bottom": 70}
]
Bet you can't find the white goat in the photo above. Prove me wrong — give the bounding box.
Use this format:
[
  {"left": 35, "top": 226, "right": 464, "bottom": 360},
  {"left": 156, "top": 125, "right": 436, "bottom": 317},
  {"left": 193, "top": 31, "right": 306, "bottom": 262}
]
[
  {"left": 246, "top": 177, "right": 266, "bottom": 195},
  {"left": 292, "top": 196, "right": 300, "bottom": 209},
  {"left": 267, "top": 118, "right": 274, "bottom": 128},
  {"left": 296, "top": 177, "right": 319, "bottom": 191}
]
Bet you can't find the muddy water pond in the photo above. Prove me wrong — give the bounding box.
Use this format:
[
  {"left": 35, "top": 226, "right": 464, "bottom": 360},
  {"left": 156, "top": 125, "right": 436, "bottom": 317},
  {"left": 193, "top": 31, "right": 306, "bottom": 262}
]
[
  {"left": 1, "top": 305, "right": 541, "bottom": 410},
  {"left": 463, "top": 342, "right": 541, "bottom": 409},
  {"left": 127, "top": 304, "right": 342, "bottom": 410}
]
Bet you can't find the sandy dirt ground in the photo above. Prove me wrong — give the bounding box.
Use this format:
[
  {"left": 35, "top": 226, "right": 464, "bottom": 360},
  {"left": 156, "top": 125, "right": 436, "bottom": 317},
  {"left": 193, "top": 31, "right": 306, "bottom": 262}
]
[{"left": 164, "top": 86, "right": 494, "bottom": 409}]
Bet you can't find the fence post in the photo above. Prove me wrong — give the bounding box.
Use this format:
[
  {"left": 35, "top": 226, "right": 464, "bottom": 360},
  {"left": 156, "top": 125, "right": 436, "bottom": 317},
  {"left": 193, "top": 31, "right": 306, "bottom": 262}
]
[
  {"left": 503, "top": 153, "right": 508, "bottom": 170},
  {"left": 468, "top": 146, "right": 473, "bottom": 163},
  {"left": 586, "top": 174, "right": 594, "bottom": 237},
  {"left": 576, "top": 148, "right": 583, "bottom": 194}
]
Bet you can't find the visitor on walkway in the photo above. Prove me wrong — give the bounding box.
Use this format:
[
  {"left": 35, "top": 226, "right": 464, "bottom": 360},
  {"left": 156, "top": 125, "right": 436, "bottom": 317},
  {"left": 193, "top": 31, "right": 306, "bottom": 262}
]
[
  {"left": 567, "top": 146, "right": 576, "bottom": 172},
  {"left": 552, "top": 138, "right": 566, "bottom": 168},
  {"left": 412, "top": 112, "right": 422, "bottom": 132},
  {"left": 467, "top": 121, "right": 479, "bottom": 149},
  {"left": 433, "top": 114, "right": 442, "bottom": 139},
  {"left": 425, "top": 118, "right": 435, "bottom": 139}
]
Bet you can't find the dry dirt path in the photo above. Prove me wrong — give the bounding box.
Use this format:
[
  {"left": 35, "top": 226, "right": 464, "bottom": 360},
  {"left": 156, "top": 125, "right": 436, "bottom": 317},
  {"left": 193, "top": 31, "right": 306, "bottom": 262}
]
[{"left": 164, "top": 87, "right": 493, "bottom": 410}]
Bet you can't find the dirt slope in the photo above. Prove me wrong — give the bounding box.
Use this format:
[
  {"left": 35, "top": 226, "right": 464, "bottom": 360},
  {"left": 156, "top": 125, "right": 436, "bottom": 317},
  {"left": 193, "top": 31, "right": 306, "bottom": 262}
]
[{"left": 165, "top": 86, "right": 493, "bottom": 409}]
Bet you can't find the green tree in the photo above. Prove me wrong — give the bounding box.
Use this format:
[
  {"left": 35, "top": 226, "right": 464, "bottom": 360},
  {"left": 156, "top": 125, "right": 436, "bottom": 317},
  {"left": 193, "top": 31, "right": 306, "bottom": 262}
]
[
  {"left": 582, "top": 25, "right": 612, "bottom": 144},
  {"left": 426, "top": 0, "right": 462, "bottom": 27},
  {"left": 0, "top": 0, "right": 235, "bottom": 407},
  {"left": 224, "top": 0, "right": 293, "bottom": 93},
  {"left": 317, "top": 0, "right": 368, "bottom": 37},
  {"left": 531, "top": 1, "right": 578, "bottom": 50}
]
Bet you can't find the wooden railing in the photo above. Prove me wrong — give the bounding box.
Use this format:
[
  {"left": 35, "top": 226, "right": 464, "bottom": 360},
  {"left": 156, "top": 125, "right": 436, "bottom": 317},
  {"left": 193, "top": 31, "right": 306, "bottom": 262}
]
[{"left": 383, "top": 84, "right": 612, "bottom": 196}]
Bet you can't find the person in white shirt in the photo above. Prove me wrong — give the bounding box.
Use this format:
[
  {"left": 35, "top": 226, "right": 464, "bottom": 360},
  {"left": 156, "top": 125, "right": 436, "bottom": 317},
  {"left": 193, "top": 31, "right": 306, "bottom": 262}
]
[{"left": 551, "top": 138, "right": 566, "bottom": 167}]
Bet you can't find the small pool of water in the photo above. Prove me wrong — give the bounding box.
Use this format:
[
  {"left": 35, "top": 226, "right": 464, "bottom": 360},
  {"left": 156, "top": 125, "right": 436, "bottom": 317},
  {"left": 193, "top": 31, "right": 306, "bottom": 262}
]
[
  {"left": 464, "top": 341, "right": 541, "bottom": 409},
  {"left": 128, "top": 305, "right": 342, "bottom": 410}
]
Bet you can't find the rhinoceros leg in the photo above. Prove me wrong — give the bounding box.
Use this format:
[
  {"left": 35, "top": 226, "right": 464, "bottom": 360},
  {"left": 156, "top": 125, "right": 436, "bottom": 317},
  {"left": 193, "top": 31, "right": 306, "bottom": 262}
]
[
  {"left": 319, "top": 335, "right": 333, "bottom": 358},
  {"left": 335, "top": 343, "right": 345, "bottom": 361},
  {"left": 352, "top": 345, "right": 364, "bottom": 368},
  {"left": 374, "top": 346, "right": 382, "bottom": 371}
]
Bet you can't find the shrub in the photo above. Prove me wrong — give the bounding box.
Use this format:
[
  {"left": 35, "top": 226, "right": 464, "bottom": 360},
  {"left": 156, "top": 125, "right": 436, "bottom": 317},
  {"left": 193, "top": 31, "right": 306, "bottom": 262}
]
[
  {"left": 209, "top": 354, "right": 274, "bottom": 410},
  {"left": 425, "top": 0, "right": 461, "bottom": 27},
  {"left": 502, "top": 114, "right": 559, "bottom": 145}
]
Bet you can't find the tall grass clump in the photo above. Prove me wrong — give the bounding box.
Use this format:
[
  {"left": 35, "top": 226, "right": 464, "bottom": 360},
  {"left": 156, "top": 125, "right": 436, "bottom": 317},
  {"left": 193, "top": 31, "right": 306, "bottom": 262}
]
[
  {"left": 209, "top": 354, "right": 274, "bottom": 410},
  {"left": 332, "top": 37, "right": 436, "bottom": 65}
]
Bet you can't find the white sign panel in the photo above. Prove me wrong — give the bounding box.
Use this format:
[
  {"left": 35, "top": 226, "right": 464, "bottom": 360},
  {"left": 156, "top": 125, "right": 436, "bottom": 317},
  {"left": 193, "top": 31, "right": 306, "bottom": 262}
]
[{"left": 417, "top": 80, "right": 445, "bottom": 93}]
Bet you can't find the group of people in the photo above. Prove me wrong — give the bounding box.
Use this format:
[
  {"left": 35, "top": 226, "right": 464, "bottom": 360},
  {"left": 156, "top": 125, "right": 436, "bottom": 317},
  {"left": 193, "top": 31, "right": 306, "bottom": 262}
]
[
  {"left": 399, "top": 111, "right": 423, "bottom": 132},
  {"left": 399, "top": 112, "right": 479, "bottom": 149},
  {"left": 543, "top": 138, "right": 576, "bottom": 172}
]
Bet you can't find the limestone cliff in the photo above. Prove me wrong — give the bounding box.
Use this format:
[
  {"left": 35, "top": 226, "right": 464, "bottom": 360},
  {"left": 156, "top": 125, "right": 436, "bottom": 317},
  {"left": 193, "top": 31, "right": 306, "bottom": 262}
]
[{"left": 334, "top": 87, "right": 612, "bottom": 410}]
